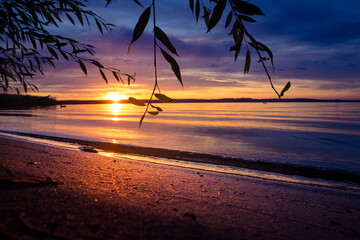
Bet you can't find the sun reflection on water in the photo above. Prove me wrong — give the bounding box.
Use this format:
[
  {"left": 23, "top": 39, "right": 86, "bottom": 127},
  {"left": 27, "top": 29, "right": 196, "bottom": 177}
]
[{"left": 109, "top": 103, "right": 123, "bottom": 121}]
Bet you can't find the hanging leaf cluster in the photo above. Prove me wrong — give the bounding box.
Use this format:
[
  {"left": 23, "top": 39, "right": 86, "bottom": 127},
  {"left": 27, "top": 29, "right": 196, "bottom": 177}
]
[
  {"left": 189, "top": 0, "right": 291, "bottom": 99},
  {"left": 0, "top": 0, "right": 292, "bottom": 127},
  {"left": 125, "top": 0, "right": 291, "bottom": 126},
  {"left": 0, "top": 0, "right": 135, "bottom": 94},
  {"left": 127, "top": 0, "right": 181, "bottom": 127}
]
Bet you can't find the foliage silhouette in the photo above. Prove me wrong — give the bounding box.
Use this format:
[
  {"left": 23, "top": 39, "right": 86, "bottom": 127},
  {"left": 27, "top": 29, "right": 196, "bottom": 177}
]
[
  {"left": 0, "top": 0, "right": 291, "bottom": 126},
  {"left": 123, "top": 0, "right": 291, "bottom": 126},
  {"left": 0, "top": 0, "right": 135, "bottom": 94}
]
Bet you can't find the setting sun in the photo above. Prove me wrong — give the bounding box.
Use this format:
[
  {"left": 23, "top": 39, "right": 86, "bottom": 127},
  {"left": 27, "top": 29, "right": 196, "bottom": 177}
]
[{"left": 105, "top": 92, "right": 126, "bottom": 102}]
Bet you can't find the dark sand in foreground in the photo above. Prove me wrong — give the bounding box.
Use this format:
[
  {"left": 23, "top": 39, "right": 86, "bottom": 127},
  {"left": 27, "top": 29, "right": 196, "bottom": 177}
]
[{"left": 0, "top": 137, "right": 359, "bottom": 239}]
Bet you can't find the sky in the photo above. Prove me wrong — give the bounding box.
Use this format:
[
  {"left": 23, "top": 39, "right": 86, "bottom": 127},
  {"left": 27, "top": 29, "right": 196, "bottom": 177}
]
[{"left": 29, "top": 0, "right": 360, "bottom": 100}]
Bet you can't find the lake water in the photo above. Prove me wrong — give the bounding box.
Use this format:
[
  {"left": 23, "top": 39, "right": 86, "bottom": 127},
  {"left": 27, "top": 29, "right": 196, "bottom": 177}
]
[{"left": 1, "top": 102, "right": 360, "bottom": 188}]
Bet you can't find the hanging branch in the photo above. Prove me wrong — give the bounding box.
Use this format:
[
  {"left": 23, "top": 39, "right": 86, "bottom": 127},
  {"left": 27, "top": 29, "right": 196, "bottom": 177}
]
[
  {"left": 127, "top": 0, "right": 182, "bottom": 127},
  {"left": 122, "top": 0, "right": 291, "bottom": 126},
  {"left": 138, "top": 0, "right": 159, "bottom": 127},
  {"left": 202, "top": 0, "right": 291, "bottom": 99},
  {"left": 0, "top": 0, "right": 135, "bottom": 94}
]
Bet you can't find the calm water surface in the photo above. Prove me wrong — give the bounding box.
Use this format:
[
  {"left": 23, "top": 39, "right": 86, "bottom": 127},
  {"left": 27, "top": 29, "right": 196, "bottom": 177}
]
[{"left": 1, "top": 102, "right": 360, "bottom": 175}]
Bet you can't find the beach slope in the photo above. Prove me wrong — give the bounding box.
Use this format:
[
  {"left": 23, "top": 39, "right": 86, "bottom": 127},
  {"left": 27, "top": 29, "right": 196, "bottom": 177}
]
[{"left": 0, "top": 137, "right": 359, "bottom": 239}]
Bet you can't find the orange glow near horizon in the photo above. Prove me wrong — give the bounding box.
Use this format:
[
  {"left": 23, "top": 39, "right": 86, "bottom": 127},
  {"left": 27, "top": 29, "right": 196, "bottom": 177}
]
[
  {"left": 34, "top": 78, "right": 360, "bottom": 101},
  {"left": 109, "top": 103, "right": 123, "bottom": 121},
  {"left": 105, "top": 92, "right": 127, "bottom": 103}
]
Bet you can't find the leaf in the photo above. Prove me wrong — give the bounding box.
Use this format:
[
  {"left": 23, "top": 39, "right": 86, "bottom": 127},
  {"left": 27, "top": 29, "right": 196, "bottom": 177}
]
[
  {"left": 99, "top": 68, "right": 108, "bottom": 84},
  {"left": 154, "top": 26, "right": 178, "bottom": 56},
  {"left": 129, "top": 97, "right": 145, "bottom": 106},
  {"left": 233, "top": 30, "right": 244, "bottom": 61},
  {"left": 190, "top": 0, "right": 194, "bottom": 13},
  {"left": 233, "top": 0, "right": 265, "bottom": 16},
  {"left": 73, "top": 49, "right": 87, "bottom": 54},
  {"left": 32, "top": 84, "right": 39, "bottom": 92},
  {"left": 30, "top": 37, "right": 36, "bottom": 49},
  {"left": 225, "top": 11, "right": 232, "bottom": 28},
  {"left": 207, "top": 0, "right": 226, "bottom": 32},
  {"left": 0, "top": 67, "right": 15, "bottom": 81},
  {"left": 150, "top": 104, "right": 163, "bottom": 112},
  {"left": 254, "top": 41, "right": 274, "bottom": 70},
  {"left": 90, "top": 60, "right": 104, "bottom": 68},
  {"left": 52, "top": 11, "right": 62, "bottom": 22},
  {"left": 280, "top": 82, "right": 291, "bottom": 97},
  {"left": 195, "top": 0, "right": 200, "bottom": 22},
  {"left": 234, "top": 45, "right": 240, "bottom": 61},
  {"left": 95, "top": 18, "right": 103, "bottom": 34},
  {"left": 118, "top": 74, "right": 124, "bottom": 83},
  {"left": 85, "top": 14, "right": 91, "bottom": 27},
  {"left": 231, "top": 22, "right": 237, "bottom": 41},
  {"left": 48, "top": 59, "right": 55, "bottom": 68},
  {"left": 4, "top": 76, "right": 8, "bottom": 88},
  {"left": 139, "top": 114, "right": 145, "bottom": 127},
  {"left": 160, "top": 48, "right": 183, "bottom": 86},
  {"left": 112, "top": 71, "right": 119, "bottom": 81},
  {"left": 78, "top": 59, "right": 87, "bottom": 75},
  {"left": 105, "top": 0, "right": 112, "bottom": 7},
  {"left": 132, "top": 0, "right": 144, "bottom": 7},
  {"left": 74, "top": 8, "right": 83, "bottom": 25},
  {"left": 55, "top": 42, "right": 67, "bottom": 47},
  {"left": 130, "top": 6, "right": 151, "bottom": 45},
  {"left": 248, "top": 42, "right": 264, "bottom": 51},
  {"left": 65, "top": 13, "right": 75, "bottom": 25},
  {"left": 42, "top": 8, "right": 56, "bottom": 25},
  {"left": 23, "top": 81, "right": 27, "bottom": 93},
  {"left": 47, "top": 46, "right": 58, "bottom": 59},
  {"left": 238, "top": 14, "right": 256, "bottom": 23},
  {"left": 154, "top": 93, "right": 173, "bottom": 103},
  {"left": 147, "top": 111, "right": 159, "bottom": 115},
  {"left": 203, "top": 6, "right": 211, "bottom": 27},
  {"left": 244, "top": 48, "right": 251, "bottom": 74}
]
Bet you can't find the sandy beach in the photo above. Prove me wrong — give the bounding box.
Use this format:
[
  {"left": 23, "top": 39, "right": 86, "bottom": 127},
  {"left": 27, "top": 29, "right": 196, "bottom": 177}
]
[{"left": 0, "top": 136, "right": 359, "bottom": 239}]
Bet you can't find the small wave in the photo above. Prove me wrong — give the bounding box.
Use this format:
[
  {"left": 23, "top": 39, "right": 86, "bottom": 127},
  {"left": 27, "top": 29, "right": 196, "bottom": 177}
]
[{"left": 1, "top": 130, "right": 359, "bottom": 190}]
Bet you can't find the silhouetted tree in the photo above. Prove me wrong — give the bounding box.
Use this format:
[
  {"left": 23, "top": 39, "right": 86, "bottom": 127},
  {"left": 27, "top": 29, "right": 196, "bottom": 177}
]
[
  {"left": 0, "top": 0, "right": 290, "bottom": 125},
  {"left": 0, "top": 0, "right": 134, "bottom": 94},
  {"left": 121, "top": 0, "right": 291, "bottom": 125}
]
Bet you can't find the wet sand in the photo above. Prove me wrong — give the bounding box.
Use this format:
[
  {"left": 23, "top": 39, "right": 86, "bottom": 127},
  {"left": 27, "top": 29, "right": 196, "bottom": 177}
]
[{"left": 0, "top": 136, "right": 359, "bottom": 239}]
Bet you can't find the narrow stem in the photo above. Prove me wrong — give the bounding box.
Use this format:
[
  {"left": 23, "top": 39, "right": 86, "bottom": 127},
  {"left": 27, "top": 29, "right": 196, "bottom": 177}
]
[
  {"left": 140, "top": 0, "right": 158, "bottom": 127},
  {"left": 228, "top": 0, "right": 280, "bottom": 99},
  {"left": 153, "top": 0, "right": 158, "bottom": 89},
  {"left": 254, "top": 47, "right": 281, "bottom": 99}
]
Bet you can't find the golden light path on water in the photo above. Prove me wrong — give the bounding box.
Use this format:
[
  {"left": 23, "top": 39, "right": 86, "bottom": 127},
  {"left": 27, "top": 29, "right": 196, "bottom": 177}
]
[
  {"left": 109, "top": 103, "right": 123, "bottom": 122},
  {"left": 109, "top": 103, "right": 125, "bottom": 143},
  {"left": 0, "top": 132, "right": 359, "bottom": 192},
  {"left": 63, "top": 102, "right": 360, "bottom": 137}
]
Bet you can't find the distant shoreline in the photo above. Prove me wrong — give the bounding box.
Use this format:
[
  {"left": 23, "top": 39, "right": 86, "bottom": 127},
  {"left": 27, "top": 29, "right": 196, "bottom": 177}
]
[
  {"left": 57, "top": 98, "right": 360, "bottom": 105},
  {"left": 1, "top": 93, "right": 359, "bottom": 108}
]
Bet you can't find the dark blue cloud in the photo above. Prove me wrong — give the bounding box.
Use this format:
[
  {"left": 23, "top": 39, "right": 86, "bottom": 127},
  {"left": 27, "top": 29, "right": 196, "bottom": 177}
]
[
  {"left": 70, "top": 0, "right": 360, "bottom": 95},
  {"left": 252, "top": 0, "right": 360, "bottom": 44}
]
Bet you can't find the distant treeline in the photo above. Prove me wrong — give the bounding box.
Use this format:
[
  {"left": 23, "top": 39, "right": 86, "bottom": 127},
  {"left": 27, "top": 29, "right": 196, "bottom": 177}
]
[
  {"left": 158, "top": 98, "right": 360, "bottom": 103},
  {"left": 0, "top": 94, "right": 57, "bottom": 108},
  {"left": 2, "top": 94, "right": 358, "bottom": 108},
  {"left": 57, "top": 98, "right": 360, "bottom": 105}
]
